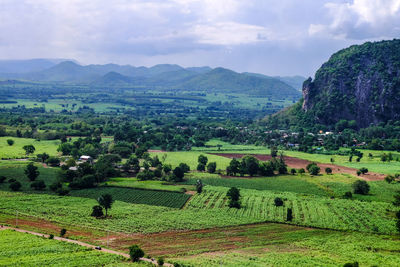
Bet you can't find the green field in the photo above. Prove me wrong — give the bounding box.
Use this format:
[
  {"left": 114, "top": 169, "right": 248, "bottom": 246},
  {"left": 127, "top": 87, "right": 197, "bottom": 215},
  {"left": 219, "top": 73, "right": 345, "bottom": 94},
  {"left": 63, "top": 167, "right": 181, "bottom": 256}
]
[
  {"left": 0, "top": 137, "right": 60, "bottom": 158},
  {"left": 105, "top": 177, "right": 194, "bottom": 192},
  {"left": 171, "top": 226, "right": 400, "bottom": 267},
  {"left": 0, "top": 230, "right": 126, "bottom": 267},
  {"left": 70, "top": 187, "right": 191, "bottom": 209},
  {"left": 187, "top": 186, "right": 397, "bottom": 234}
]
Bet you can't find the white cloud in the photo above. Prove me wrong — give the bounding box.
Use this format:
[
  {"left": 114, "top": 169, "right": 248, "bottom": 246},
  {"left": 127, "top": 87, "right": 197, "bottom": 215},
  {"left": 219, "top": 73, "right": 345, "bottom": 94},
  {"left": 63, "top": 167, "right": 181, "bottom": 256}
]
[{"left": 309, "top": 0, "right": 400, "bottom": 39}]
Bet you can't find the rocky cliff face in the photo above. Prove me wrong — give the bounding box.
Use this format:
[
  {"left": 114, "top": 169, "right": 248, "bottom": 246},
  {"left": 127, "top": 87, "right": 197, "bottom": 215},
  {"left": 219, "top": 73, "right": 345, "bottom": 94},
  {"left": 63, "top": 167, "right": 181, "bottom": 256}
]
[{"left": 302, "top": 39, "right": 400, "bottom": 128}]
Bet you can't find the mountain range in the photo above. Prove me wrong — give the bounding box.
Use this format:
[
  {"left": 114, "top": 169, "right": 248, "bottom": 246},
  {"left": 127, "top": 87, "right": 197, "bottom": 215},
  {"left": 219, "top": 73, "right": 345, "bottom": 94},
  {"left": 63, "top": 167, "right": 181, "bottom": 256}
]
[{"left": 0, "top": 59, "right": 304, "bottom": 97}]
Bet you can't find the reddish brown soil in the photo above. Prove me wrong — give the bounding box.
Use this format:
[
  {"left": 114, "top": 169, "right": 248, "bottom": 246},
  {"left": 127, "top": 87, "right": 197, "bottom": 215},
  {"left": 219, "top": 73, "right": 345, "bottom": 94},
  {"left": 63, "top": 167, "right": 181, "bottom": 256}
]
[{"left": 210, "top": 153, "right": 385, "bottom": 181}]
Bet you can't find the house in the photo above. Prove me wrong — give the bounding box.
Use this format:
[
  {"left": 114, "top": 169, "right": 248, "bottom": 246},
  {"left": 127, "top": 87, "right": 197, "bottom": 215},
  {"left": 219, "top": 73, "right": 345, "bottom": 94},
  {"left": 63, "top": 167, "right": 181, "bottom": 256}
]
[{"left": 79, "top": 155, "right": 93, "bottom": 164}]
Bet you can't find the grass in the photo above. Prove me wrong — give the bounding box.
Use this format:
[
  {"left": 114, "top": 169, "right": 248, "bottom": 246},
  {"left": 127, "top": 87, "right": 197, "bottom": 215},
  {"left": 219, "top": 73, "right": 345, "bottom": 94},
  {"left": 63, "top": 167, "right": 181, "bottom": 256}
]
[
  {"left": 0, "top": 137, "right": 60, "bottom": 158},
  {"left": 149, "top": 151, "right": 232, "bottom": 170},
  {"left": 70, "top": 187, "right": 191, "bottom": 209},
  {"left": 0, "top": 229, "right": 126, "bottom": 266}
]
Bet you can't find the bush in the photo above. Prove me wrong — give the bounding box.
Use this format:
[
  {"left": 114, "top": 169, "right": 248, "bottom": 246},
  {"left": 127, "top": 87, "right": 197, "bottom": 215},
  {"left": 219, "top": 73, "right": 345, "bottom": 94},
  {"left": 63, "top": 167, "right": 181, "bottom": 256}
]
[
  {"left": 286, "top": 208, "right": 293, "bottom": 221},
  {"left": 0, "top": 176, "right": 6, "bottom": 183},
  {"left": 49, "top": 234, "right": 54, "bottom": 239},
  {"left": 325, "top": 167, "right": 332, "bottom": 174},
  {"left": 60, "top": 228, "right": 67, "bottom": 237},
  {"left": 290, "top": 168, "right": 296, "bottom": 175},
  {"left": 359, "top": 167, "right": 368, "bottom": 174},
  {"left": 30, "top": 180, "right": 46, "bottom": 190},
  {"left": 172, "top": 167, "right": 184, "bottom": 182},
  {"left": 274, "top": 197, "right": 284, "bottom": 207},
  {"left": 352, "top": 180, "right": 370, "bottom": 195},
  {"left": 298, "top": 168, "right": 305, "bottom": 174},
  {"left": 25, "top": 162, "right": 39, "bottom": 181},
  {"left": 356, "top": 170, "right": 362, "bottom": 176},
  {"left": 9, "top": 181, "right": 21, "bottom": 191},
  {"left": 343, "top": 262, "right": 359, "bottom": 267},
  {"left": 91, "top": 205, "right": 104, "bottom": 217},
  {"left": 227, "top": 187, "right": 241, "bottom": 209},
  {"left": 385, "top": 175, "right": 395, "bottom": 183},
  {"left": 7, "top": 139, "right": 14, "bottom": 146},
  {"left": 157, "top": 257, "right": 164, "bottom": 266},
  {"left": 129, "top": 244, "right": 144, "bottom": 262},
  {"left": 178, "top": 163, "right": 190, "bottom": 173},
  {"left": 46, "top": 157, "right": 61, "bottom": 167},
  {"left": 343, "top": 191, "right": 353, "bottom": 199},
  {"left": 197, "top": 163, "right": 205, "bottom": 171}
]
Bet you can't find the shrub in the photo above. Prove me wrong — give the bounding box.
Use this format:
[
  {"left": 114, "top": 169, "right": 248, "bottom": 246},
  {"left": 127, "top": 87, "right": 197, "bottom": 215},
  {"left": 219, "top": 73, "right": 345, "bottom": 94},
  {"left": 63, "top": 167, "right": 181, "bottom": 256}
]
[
  {"left": 352, "top": 180, "right": 370, "bottom": 195},
  {"left": 129, "top": 244, "right": 144, "bottom": 262},
  {"left": 198, "top": 154, "right": 208, "bottom": 165},
  {"left": 0, "top": 176, "right": 6, "bottom": 183},
  {"left": 196, "top": 180, "right": 203, "bottom": 193},
  {"left": 227, "top": 187, "right": 241, "bottom": 209},
  {"left": 30, "top": 180, "right": 46, "bottom": 190},
  {"left": 286, "top": 208, "right": 293, "bottom": 221},
  {"left": 343, "top": 191, "right": 353, "bottom": 199},
  {"left": 91, "top": 205, "right": 104, "bottom": 217},
  {"left": 298, "top": 168, "right": 305, "bottom": 174},
  {"left": 357, "top": 170, "right": 362, "bottom": 176},
  {"left": 290, "top": 168, "right": 296, "bottom": 175},
  {"left": 25, "top": 162, "right": 39, "bottom": 181},
  {"left": 49, "top": 234, "right": 54, "bottom": 239},
  {"left": 46, "top": 157, "right": 61, "bottom": 167},
  {"left": 179, "top": 163, "right": 190, "bottom": 173},
  {"left": 6, "top": 139, "right": 14, "bottom": 146},
  {"left": 325, "top": 167, "right": 332, "bottom": 174},
  {"left": 157, "top": 257, "right": 164, "bottom": 266},
  {"left": 60, "top": 228, "right": 67, "bottom": 237},
  {"left": 274, "top": 197, "right": 284, "bottom": 207},
  {"left": 343, "top": 262, "right": 359, "bottom": 267},
  {"left": 9, "top": 181, "right": 21, "bottom": 191},
  {"left": 172, "top": 167, "right": 184, "bottom": 182},
  {"left": 359, "top": 167, "right": 368, "bottom": 174},
  {"left": 197, "top": 163, "right": 205, "bottom": 172},
  {"left": 385, "top": 175, "right": 395, "bottom": 183}
]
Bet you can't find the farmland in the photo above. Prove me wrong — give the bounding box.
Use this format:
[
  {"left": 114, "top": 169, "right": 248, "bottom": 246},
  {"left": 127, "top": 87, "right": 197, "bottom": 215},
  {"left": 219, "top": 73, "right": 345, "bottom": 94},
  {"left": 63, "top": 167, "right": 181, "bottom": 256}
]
[
  {"left": 0, "top": 229, "right": 126, "bottom": 266},
  {"left": 70, "top": 186, "right": 191, "bottom": 208},
  {"left": 0, "top": 137, "right": 60, "bottom": 159}
]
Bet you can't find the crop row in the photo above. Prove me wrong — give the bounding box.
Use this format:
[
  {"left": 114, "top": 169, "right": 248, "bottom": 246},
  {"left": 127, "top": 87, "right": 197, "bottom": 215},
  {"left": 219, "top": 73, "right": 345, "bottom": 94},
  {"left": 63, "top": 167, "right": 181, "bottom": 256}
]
[
  {"left": 186, "top": 186, "right": 397, "bottom": 234},
  {"left": 70, "top": 186, "right": 191, "bottom": 209}
]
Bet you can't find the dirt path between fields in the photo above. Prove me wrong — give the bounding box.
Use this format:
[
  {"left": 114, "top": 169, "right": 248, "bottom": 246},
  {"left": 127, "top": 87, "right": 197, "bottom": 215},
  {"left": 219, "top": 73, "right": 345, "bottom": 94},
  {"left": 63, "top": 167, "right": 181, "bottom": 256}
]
[
  {"left": 210, "top": 153, "right": 386, "bottom": 181},
  {"left": 0, "top": 225, "right": 172, "bottom": 266}
]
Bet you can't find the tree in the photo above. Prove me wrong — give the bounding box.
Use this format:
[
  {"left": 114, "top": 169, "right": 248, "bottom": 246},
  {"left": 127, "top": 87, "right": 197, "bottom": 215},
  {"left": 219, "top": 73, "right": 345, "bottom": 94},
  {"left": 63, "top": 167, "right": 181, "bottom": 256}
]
[
  {"left": 270, "top": 146, "right": 278, "bottom": 158},
  {"left": 207, "top": 162, "right": 217, "bottom": 173},
  {"left": 179, "top": 163, "right": 190, "bottom": 173},
  {"left": 31, "top": 180, "right": 46, "bottom": 190},
  {"left": 298, "top": 168, "right": 305, "bottom": 175},
  {"left": 325, "top": 167, "right": 332, "bottom": 174},
  {"left": 0, "top": 176, "right": 6, "bottom": 183},
  {"left": 385, "top": 175, "right": 395, "bottom": 183},
  {"left": 157, "top": 257, "right": 164, "bottom": 266},
  {"left": 129, "top": 245, "right": 144, "bottom": 262},
  {"left": 46, "top": 157, "right": 60, "bottom": 167},
  {"left": 286, "top": 208, "right": 293, "bottom": 221},
  {"left": 226, "top": 187, "right": 241, "bottom": 209},
  {"left": 258, "top": 161, "right": 275, "bottom": 176},
  {"left": 23, "top": 145, "right": 35, "bottom": 155},
  {"left": 290, "top": 168, "right": 297, "bottom": 175},
  {"left": 393, "top": 191, "right": 400, "bottom": 206},
  {"left": 173, "top": 166, "right": 185, "bottom": 181},
  {"left": 7, "top": 139, "right": 14, "bottom": 146},
  {"left": 198, "top": 154, "right": 208, "bottom": 165},
  {"left": 352, "top": 180, "right": 370, "bottom": 195},
  {"left": 227, "top": 158, "right": 240, "bottom": 176},
  {"left": 97, "top": 194, "right": 114, "bottom": 217},
  {"left": 196, "top": 179, "right": 203, "bottom": 193},
  {"left": 37, "top": 153, "right": 50, "bottom": 163},
  {"left": 91, "top": 205, "right": 104, "bottom": 217},
  {"left": 25, "top": 162, "right": 39, "bottom": 181},
  {"left": 60, "top": 228, "right": 67, "bottom": 237},
  {"left": 241, "top": 156, "right": 259, "bottom": 176},
  {"left": 274, "top": 197, "right": 284, "bottom": 207},
  {"left": 343, "top": 191, "right": 353, "bottom": 199},
  {"left": 197, "top": 163, "right": 205, "bottom": 171},
  {"left": 309, "top": 165, "right": 320, "bottom": 175},
  {"left": 9, "top": 181, "right": 21, "bottom": 191}
]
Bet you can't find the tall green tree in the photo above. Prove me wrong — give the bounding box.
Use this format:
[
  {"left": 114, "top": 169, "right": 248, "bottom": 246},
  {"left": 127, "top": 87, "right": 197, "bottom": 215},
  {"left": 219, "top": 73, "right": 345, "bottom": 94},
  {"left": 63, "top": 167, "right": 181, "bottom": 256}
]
[
  {"left": 97, "top": 194, "right": 114, "bottom": 217},
  {"left": 25, "top": 162, "right": 39, "bottom": 181}
]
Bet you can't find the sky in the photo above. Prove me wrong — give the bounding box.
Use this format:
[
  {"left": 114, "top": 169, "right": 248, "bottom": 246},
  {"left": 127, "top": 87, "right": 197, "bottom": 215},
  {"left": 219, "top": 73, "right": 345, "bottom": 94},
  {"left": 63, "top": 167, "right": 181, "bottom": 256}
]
[{"left": 0, "top": 0, "right": 400, "bottom": 76}]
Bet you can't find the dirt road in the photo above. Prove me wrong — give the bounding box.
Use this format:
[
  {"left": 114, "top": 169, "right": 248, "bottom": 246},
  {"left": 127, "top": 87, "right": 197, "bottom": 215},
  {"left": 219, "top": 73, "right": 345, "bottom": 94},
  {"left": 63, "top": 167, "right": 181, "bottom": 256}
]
[
  {"left": 210, "top": 153, "right": 386, "bottom": 181},
  {"left": 0, "top": 225, "right": 172, "bottom": 266}
]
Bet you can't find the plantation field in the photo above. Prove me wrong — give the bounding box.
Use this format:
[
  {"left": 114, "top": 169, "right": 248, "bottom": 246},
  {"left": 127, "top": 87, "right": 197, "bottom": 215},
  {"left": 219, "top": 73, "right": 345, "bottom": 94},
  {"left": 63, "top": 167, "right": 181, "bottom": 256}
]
[
  {"left": 105, "top": 177, "right": 194, "bottom": 192},
  {"left": 0, "top": 137, "right": 60, "bottom": 158},
  {"left": 187, "top": 186, "right": 397, "bottom": 234},
  {"left": 171, "top": 226, "right": 400, "bottom": 267},
  {"left": 0, "top": 191, "right": 262, "bottom": 234},
  {"left": 0, "top": 229, "right": 125, "bottom": 266},
  {"left": 149, "top": 151, "right": 231, "bottom": 170},
  {"left": 192, "top": 139, "right": 263, "bottom": 152},
  {"left": 70, "top": 187, "right": 191, "bottom": 209}
]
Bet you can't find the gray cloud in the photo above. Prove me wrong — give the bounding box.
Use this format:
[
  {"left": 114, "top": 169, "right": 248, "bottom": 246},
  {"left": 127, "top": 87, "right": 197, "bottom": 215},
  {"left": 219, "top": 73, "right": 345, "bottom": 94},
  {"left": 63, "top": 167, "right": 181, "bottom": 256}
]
[{"left": 0, "top": 0, "right": 399, "bottom": 76}]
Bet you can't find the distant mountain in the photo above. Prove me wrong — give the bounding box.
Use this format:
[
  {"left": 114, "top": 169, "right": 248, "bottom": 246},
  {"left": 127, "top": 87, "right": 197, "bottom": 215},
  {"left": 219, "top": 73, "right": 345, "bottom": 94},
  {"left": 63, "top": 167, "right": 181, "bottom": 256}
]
[
  {"left": 0, "top": 60, "right": 302, "bottom": 97},
  {"left": 0, "top": 59, "right": 73, "bottom": 74},
  {"left": 274, "top": 76, "right": 306, "bottom": 91},
  {"left": 269, "top": 39, "right": 400, "bottom": 129},
  {"left": 178, "top": 68, "right": 300, "bottom": 97}
]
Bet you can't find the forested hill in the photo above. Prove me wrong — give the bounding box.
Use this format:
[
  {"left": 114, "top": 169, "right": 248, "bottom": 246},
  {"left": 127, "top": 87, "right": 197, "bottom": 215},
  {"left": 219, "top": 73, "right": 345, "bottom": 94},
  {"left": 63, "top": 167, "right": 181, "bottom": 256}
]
[
  {"left": 0, "top": 61, "right": 301, "bottom": 98},
  {"left": 268, "top": 39, "right": 400, "bottom": 129}
]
